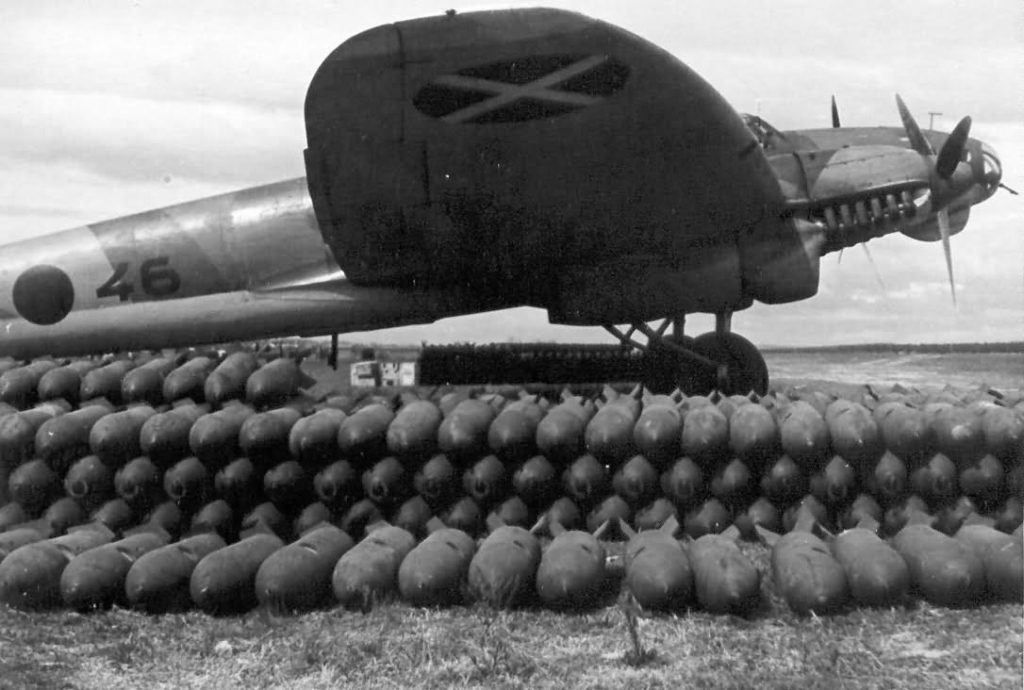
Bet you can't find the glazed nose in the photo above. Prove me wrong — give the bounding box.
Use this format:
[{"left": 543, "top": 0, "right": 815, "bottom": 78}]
[{"left": 980, "top": 142, "right": 1003, "bottom": 198}]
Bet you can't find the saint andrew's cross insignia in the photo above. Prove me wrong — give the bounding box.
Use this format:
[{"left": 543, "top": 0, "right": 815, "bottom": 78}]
[{"left": 413, "top": 54, "right": 630, "bottom": 124}]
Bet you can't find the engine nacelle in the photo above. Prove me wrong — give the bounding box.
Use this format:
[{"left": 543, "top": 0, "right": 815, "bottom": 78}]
[{"left": 304, "top": 8, "right": 788, "bottom": 321}]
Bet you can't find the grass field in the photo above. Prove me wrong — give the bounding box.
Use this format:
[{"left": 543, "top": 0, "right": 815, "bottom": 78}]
[{"left": 0, "top": 541, "right": 1020, "bottom": 690}]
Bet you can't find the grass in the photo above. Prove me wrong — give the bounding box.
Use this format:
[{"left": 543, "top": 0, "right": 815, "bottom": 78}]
[{"left": 0, "top": 541, "right": 1020, "bottom": 690}]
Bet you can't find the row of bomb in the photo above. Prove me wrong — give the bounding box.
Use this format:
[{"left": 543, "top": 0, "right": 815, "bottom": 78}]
[
  {"left": 0, "top": 351, "right": 312, "bottom": 411},
  {"left": 1, "top": 387, "right": 1022, "bottom": 550},
  {"left": 0, "top": 501, "right": 1019, "bottom": 616}
]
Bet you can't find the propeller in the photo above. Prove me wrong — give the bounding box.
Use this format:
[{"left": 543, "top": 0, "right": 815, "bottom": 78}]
[
  {"left": 895, "top": 94, "right": 973, "bottom": 309},
  {"left": 831, "top": 96, "right": 841, "bottom": 128},
  {"left": 861, "top": 244, "right": 886, "bottom": 292}
]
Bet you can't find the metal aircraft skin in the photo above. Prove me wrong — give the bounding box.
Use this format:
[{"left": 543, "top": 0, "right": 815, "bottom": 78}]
[{"left": 0, "top": 8, "right": 1009, "bottom": 388}]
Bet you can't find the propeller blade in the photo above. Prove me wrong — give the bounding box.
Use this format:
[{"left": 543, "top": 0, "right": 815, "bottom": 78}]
[
  {"left": 937, "top": 208, "right": 957, "bottom": 309},
  {"left": 895, "top": 94, "right": 934, "bottom": 156},
  {"left": 831, "top": 95, "right": 841, "bottom": 128},
  {"left": 936, "top": 116, "right": 972, "bottom": 179},
  {"left": 861, "top": 244, "right": 886, "bottom": 291}
]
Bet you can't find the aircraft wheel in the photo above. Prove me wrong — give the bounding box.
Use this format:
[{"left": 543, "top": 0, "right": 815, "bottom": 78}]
[
  {"left": 690, "top": 332, "right": 769, "bottom": 396},
  {"left": 641, "top": 335, "right": 696, "bottom": 394}
]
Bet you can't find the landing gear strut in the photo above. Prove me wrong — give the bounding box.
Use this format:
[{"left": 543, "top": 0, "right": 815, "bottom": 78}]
[{"left": 603, "top": 312, "right": 768, "bottom": 395}]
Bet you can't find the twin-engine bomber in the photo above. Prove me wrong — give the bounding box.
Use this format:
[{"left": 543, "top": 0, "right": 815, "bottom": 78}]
[{"left": 0, "top": 8, "right": 1010, "bottom": 393}]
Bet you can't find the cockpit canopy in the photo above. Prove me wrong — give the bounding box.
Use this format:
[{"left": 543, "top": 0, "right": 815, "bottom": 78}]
[{"left": 740, "top": 113, "right": 787, "bottom": 150}]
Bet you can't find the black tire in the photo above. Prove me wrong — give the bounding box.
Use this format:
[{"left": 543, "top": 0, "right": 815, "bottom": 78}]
[
  {"left": 690, "top": 332, "right": 769, "bottom": 396},
  {"left": 641, "top": 335, "right": 698, "bottom": 394}
]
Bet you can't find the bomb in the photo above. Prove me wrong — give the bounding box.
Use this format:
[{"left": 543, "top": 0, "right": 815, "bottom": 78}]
[
  {"left": 511, "top": 455, "right": 558, "bottom": 508},
  {"left": 163, "top": 457, "right": 211, "bottom": 511},
  {"left": 536, "top": 395, "right": 596, "bottom": 463},
  {"left": 362, "top": 456, "right": 408, "bottom": 508},
  {"left": 0, "top": 528, "right": 47, "bottom": 564},
  {"left": 830, "top": 515, "right": 910, "bottom": 607},
  {"left": 414, "top": 454, "right": 458, "bottom": 508},
  {"left": 439, "top": 398, "right": 497, "bottom": 462},
  {"left": 0, "top": 360, "right": 59, "bottom": 408},
  {"left": 687, "top": 526, "right": 761, "bottom": 614},
  {"left": 710, "top": 458, "right": 755, "bottom": 507},
  {"left": 239, "top": 408, "right": 303, "bottom": 465},
  {"left": 332, "top": 525, "right": 417, "bottom": 610},
  {"left": 683, "top": 497, "right": 731, "bottom": 538},
  {"left": 241, "top": 502, "right": 288, "bottom": 540},
  {"left": 809, "top": 455, "right": 857, "bottom": 507},
  {"left": 874, "top": 403, "right": 933, "bottom": 465},
  {"left": 8, "top": 459, "right": 61, "bottom": 514},
  {"left": 246, "top": 357, "right": 314, "bottom": 409},
  {"left": 468, "top": 522, "right": 541, "bottom": 608},
  {"left": 488, "top": 397, "right": 545, "bottom": 463},
  {"left": 954, "top": 521, "right": 1023, "bottom": 602},
  {"left": 125, "top": 533, "right": 227, "bottom": 612},
  {"left": 114, "top": 456, "right": 163, "bottom": 510},
  {"left": 190, "top": 499, "right": 238, "bottom": 542},
  {"left": 60, "top": 531, "right": 168, "bottom": 610},
  {"left": 293, "top": 501, "right": 334, "bottom": 537},
  {"left": 337, "top": 404, "right": 395, "bottom": 464},
  {"left": 632, "top": 394, "right": 683, "bottom": 468},
  {"left": 661, "top": 457, "right": 705, "bottom": 509},
  {"left": 861, "top": 451, "right": 908, "bottom": 506},
  {"left": 634, "top": 497, "right": 679, "bottom": 531},
  {"left": 313, "top": 459, "right": 359, "bottom": 509},
  {"left": 759, "top": 507, "right": 849, "bottom": 615},
  {"left": 535, "top": 520, "right": 608, "bottom": 610},
  {"left": 620, "top": 517, "right": 693, "bottom": 611},
  {"left": 163, "top": 356, "right": 217, "bottom": 403},
  {"left": 931, "top": 406, "right": 984, "bottom": 467},
  {"left": 34, "top": 405, "right": 111, "bottom": 473},
  {"left": 264, "top": 460, "right": 312, "bottom": 511},
  {"left": 289, "top": 407, "right": 347, "bottom": 467},
  {"left": 0, "top": 525, "right": 115, "bottom": 609},
  {"left": 37, "top": 362, "right": 93, "bottom": 404},
  {"left": 80, "top": 360, "right": 135, "bottom": 405},
  {"left": 979, "top": 406, "right": 1024, "bottom": 462},
  {"left": 88, "top": 405, "right": 156, "bottom": 467},
  {"left": 584, "top": 387, "right": 640, "bottom": 465},
  {"left": 612, "top": 455, "right": 659, "bottom": 507},
  {"left": 204, "top": 351, "right": 260, "bottom": 406},
  {"left": 778, "top": 401, "right": 831, "bottom": 469},
  {"left": 891, "top": 508, "right": 985, "bottom": 607},
  {"left": 255, "top": 524, "right": 354, "bottom": 612},
  {"left": 188, "top": 403, "right": 256, "bottom": 467},
  {"left": 398, "top": 524, "right": 477, "bottom": 607},
  {"left": 728, "top": 402, "right": 779, "bottom": 468},
  {"left": 139, "top": 404, "right": 207, "bottom": 468},
  {"left": 681, "top": 404, "right": 730, "bottom": 466},
  {"left": 463, "top": 454, "right": 508, "bottom": 507},
  {"left": 386, "top": 400, "right": 443, "bottom": 462},
  {"left": 190, "top": 532, "right": 284, "bottom": 613},
  {"left": 392, "top": 495, "right": 434, "bottom": 538},
  {"left": 562, "top": 454, "right": 609, "bottom": 508},
  {"left": 825, "top": 399, "right": 884, "bottom": 466},
  {"left": 121, "top": 356, "right": 179, "bottom": 406}
]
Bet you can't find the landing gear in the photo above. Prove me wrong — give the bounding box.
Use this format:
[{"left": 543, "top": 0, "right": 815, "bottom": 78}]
[
  {"left": 603, "top": 312, "right": 768, "bottom": 396},
  {"left": 690, "top": 331, "right": 768, "bottom": 396}
]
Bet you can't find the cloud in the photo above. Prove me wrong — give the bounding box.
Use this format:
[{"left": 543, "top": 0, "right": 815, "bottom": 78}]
[{"left": 0, "top": 88, "right": 305, "bottom": 186}]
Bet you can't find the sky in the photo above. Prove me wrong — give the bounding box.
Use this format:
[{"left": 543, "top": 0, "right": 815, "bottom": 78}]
[{"left": 0, "top": 0, "right": 1020, "bottom": 347}]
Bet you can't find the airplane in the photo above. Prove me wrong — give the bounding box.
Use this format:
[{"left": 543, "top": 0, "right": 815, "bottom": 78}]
[{"left": 0, "top": 7, "right": 1012, "bottom": 395}]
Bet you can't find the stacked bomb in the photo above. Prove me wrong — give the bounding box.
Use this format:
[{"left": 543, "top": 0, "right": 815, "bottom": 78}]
[{"left": 0, "top": 350, "right": 1021, "bottom": 614}]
